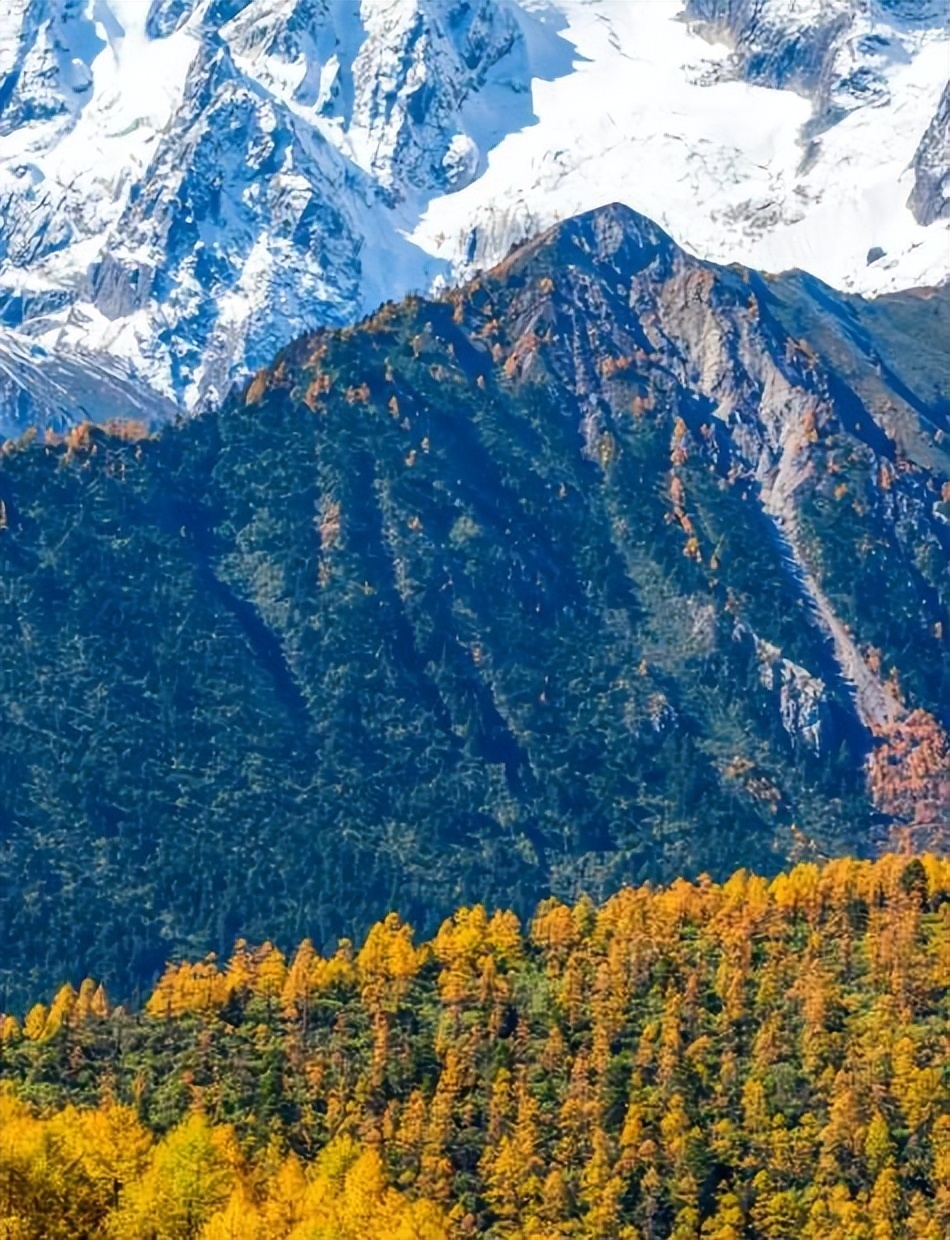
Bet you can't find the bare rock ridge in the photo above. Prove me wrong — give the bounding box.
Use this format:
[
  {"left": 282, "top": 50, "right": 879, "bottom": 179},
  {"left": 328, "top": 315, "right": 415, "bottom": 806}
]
[{"left": 490, "top": 204, "right": 947, "bottom": 741}]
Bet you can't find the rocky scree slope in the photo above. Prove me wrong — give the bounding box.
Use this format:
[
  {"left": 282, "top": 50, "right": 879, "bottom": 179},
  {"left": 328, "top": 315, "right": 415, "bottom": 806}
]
[
  {"left": 0, "top": 0, "right": 947, "bottom": 433},
  {"left": 0, "top": 204, "right": 947, "bottom": 1004}
]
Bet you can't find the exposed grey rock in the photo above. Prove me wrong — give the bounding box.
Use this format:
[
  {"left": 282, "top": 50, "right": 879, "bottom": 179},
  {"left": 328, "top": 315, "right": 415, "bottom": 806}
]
[
  {"left": 145, "top": 0, "right": 201, "bottom": 41},
  {"left": 907, "top": 82, "right": 950, "bottom": 225},
  {"left": 499, "top": 204, "right": 948, "bottom": 733},
  {"left": 0, "top": 0, "right": 103, "bottom": 137},
  {"left": 223, "top": 0, "right": 525, "bottom": 196},
  {"left": 87, "top": 36, "right": 369, "bottom": 410},
  {"left": 347, "top": 0, "right": 524, "bottom": 194},
  {"left": 682, "top": 0, "right": 943, "bottom": 133},
  {"left": 748, "top": 628, "right": 832, "bottom": 753},
  {"left": 646, "top": 692, "right": 678, "bottom": 735}
]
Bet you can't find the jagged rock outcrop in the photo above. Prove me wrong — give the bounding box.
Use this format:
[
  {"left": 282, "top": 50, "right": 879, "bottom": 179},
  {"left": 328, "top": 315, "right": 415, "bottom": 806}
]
[
  {"left": 683, "top": 0, "right": 945, "bottom": 130},
  {"left": 684, "top": 0, "right": 855, "bottom": 110},
  {"left": 733, "top": 623, "right": 832, "bottom": 752},
  {"left": 86, "top": 35, "right": 371, "bottom": 410},
  {"left": 0, "top": 0, "right": 101, "bottom": 137},
  {"left": 223, "top": 0, "right": 524, "bottom": 194},
  {"left": 0, "top": 0, "right": 540, "bottom": 421},
  {"left": 908, "top": 82, "right": 950, "bottom": 225}
]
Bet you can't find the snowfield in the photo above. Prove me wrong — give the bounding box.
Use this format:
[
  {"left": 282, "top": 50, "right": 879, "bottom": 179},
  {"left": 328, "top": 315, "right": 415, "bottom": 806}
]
[{"left": 415, "top": 1, "right": 950, "bottom": 293}]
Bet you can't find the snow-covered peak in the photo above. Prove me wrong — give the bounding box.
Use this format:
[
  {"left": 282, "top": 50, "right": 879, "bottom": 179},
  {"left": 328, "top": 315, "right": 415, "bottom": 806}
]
[
  {"left": 0, "top": 0, "right": 103, "bottom": 140},
  {"left": 221, "top": 0, "right": 528, "bottom": 194},
  {"left": 683, "top": 0, "right": 948, "bottom": 123},
  {"left": 347, "top": 0, "right": 523, "bottom": 191},
  {"left": 0, "top": 0, "right": 946, "bottom": 433}
]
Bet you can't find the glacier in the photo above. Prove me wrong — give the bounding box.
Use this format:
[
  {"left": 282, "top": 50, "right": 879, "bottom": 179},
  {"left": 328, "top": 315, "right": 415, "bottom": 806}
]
[{"left": 0, "top": 0, "right": 947, "bottom": 430}]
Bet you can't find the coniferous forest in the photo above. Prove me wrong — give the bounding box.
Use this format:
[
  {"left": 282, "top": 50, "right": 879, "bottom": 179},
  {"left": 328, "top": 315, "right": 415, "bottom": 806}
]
[{"left": 1, "top": 855, "right": 948, "bottom": 1239}]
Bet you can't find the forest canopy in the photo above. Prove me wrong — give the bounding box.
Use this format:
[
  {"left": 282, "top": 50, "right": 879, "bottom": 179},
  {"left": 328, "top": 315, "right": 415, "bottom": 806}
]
[{"left": 1, "top": 854, "right": 947, "bottom": 1238}]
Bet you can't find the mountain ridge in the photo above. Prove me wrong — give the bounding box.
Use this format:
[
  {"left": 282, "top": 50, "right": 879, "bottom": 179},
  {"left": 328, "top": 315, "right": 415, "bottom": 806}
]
[{"left": 1, "top": 202, "right": 946, "bottom": 1006}]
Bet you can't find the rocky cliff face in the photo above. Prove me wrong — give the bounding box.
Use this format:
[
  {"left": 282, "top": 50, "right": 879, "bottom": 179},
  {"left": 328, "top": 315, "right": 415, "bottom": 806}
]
[
  {"left": 908, "top": 82, "right": 950, "bottom": 225},
  {"left": 221, "top": 0, "right": 523, "bottom": 195},
  {"left": 85, "top": 34, "right": 370, "bottom": 411},
  {"left": 0, "top": 0, "right": 537, "bottom": 421},
  {"left": 476, "top": 205, "right": 949, "bottom": 731},
  {"left": 0, "top": 0, "right": 946, "bottom": 434},
  {"left": 681, "top": 0, "right": 950, "bottom": 220},
  {"left": 683, "top": 0, "right": 948, "bottom": 124}
]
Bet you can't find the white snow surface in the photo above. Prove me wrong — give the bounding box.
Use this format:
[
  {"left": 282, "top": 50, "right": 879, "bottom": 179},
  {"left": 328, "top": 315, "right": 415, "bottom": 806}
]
[
  {"left": 0, "top": 0, "right": 947, "bottom": 423},
  {"left": 416, "top": 1, "right": 950, "bottom": 292}
]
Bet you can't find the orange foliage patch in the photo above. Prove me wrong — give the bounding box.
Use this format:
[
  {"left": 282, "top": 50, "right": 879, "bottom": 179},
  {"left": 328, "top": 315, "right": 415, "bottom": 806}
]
[
  {"left": 245, "top": 371, "right": 269, "bottom": 405},
  {"left": 502, "top": 331, "right": 542, "bottom": 379},
  {"left": 599, "top": 355, "right": 632, "bottom": 379},
  {"left": 65, "top": 422, "right": 95, "bottom": 456},
  {"left": 319, "top": 500, "right": 341, "bottom": 550},
  {"left": 103, "top": 419, "right": 150, "bottom": 442},
  {"left": 869, "top": 709, "right": 950, "bottom": 852},
  {"left": 304, "top": 371, "right": 332, "bottom": 410}
]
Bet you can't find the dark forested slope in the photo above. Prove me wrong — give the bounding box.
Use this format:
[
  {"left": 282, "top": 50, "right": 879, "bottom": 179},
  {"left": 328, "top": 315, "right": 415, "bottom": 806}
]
[{"left": 0, "top": 205, "right": 947, "bottom": 1005}]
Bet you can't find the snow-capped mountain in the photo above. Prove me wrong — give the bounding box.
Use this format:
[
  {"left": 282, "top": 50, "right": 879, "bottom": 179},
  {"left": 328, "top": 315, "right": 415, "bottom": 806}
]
[{"left": 0, "top": 0, "right": 947, "bottom": 430}]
